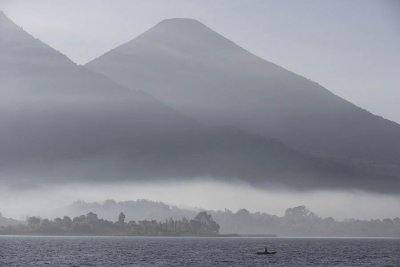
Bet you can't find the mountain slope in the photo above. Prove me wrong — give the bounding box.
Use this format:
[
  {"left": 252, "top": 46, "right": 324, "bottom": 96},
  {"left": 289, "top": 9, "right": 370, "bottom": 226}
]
[
  {"left": 1, "top": 12, "right": 398, "bottom": 193},
  {"left": 0, "top": 11, "right": 197, "bottom": 177},
  {"left": 86, "top": 18, "right": 400, "bottom": 167}
]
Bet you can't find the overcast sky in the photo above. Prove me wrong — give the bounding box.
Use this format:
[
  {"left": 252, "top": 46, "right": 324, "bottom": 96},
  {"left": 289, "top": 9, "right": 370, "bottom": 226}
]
[{"left": 1, "top": 0, "right": 399, "bottom": 123}]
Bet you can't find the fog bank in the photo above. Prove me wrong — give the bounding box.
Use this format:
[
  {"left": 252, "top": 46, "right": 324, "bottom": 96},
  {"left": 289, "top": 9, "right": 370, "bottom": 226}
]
[{"left": 0, "top": 180, "right": 399, "bottom": 221}]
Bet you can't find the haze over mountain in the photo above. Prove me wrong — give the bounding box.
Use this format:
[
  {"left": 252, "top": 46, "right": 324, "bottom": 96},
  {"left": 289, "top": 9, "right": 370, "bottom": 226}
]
[
  {"left": 1, "top": 12, "right": 399, "bottom": 193},
  {"left": 86, "top": 18, "right": 400, "bottom": 168},
  {"left": 1, "top": 11, "right": 384, "bottom": 192},
  {"left": 0, "top": 11, "right": 197, "bottom": 182}
]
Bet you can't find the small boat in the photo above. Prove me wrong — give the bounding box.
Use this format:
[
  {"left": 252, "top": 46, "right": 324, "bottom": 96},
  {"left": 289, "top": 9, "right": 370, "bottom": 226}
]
[{"left": 256, "top": 251, "right": 277, "bottom": 255}]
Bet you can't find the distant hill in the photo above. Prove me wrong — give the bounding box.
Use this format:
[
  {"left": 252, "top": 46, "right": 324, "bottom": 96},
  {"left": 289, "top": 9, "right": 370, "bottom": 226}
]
[
  {"left": 86, "top": 18, "right": 400, "bottom": 168},
  {"left": 1, "top": 12, "right": 391, "bottom": 192},
  {"left": 66, "top": 199, "right": 400, "bottom": 237},
  {"left": 66, "top": 199, "right": 198, "bottom": 222},
  {"left": 0, "top": 212, "right": 20, "bottom": 227}
]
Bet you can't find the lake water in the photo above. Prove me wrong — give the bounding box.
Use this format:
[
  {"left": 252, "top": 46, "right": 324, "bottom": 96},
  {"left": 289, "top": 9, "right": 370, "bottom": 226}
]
[{"left": 0, "top": 236, "right": 399, "bottom": 266}]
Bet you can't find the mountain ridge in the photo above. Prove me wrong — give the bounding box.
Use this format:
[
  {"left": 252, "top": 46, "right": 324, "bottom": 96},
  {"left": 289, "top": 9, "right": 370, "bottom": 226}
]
[{"left": 86, "top": 18, "right": 400, "bottom": 167}]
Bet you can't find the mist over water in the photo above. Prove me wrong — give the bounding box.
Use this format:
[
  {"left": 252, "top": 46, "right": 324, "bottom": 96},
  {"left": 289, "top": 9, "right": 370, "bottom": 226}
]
[{"left": 1, "top": 179, "right": 399, "bottom": 221}]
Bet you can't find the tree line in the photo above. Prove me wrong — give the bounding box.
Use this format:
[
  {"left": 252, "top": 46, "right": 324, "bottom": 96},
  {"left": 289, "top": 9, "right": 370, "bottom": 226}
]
[
  {"left": 212, "top": 205, "right": 400, "bottom": 237},
  {"left": 0, "top": 211, "right": 220, "bottom": 236}
]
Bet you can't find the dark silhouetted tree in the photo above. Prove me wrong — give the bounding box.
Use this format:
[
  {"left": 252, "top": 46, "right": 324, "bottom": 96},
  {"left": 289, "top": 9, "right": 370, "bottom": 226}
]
[
  {"left": 118, "top": 212, "right": 126, "bottom": 224},
  {"left": 27, "top": 217, "right": 41, "bottom": 225}
]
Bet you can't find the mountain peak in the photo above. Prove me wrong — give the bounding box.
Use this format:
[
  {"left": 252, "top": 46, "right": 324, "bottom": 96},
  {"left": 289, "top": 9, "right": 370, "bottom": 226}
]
[
  {"left": 156, "top": 17, "right": 209, "bottom": 31},
  {"left": 109, "top": 17, "right": 240, "bottom": 56},
  {"left": 159, "top": 17, "right": 204, "bottom": 25},
  {"left": 148, "top": 17, "right": 216, "bottom": 37}
]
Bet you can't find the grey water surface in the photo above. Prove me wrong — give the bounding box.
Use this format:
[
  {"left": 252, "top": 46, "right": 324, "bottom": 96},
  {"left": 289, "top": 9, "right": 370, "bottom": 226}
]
[{"left": 0, "top": 236, "right": 399, "bottom": 266}]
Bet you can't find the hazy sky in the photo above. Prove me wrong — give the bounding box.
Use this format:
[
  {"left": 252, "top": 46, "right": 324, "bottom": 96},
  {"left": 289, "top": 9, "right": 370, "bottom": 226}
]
[{"left": 1, "top": 0, "right": 399, "bottom": 123}]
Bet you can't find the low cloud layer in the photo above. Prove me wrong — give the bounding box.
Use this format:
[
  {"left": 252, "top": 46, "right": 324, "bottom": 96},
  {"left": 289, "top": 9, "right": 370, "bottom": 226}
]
[{"left": 1, "top": 180, "right": 399, "bottom": 221}]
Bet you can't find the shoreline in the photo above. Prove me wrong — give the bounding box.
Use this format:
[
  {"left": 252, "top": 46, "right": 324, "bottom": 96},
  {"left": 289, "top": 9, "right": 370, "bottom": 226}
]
[{"left": 1, "top": 234, "right": 399, "bottom": 239}]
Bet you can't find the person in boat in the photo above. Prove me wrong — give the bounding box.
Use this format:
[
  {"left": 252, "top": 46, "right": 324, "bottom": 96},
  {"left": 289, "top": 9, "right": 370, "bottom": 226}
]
[{"left": 264, "top": 247, "right": 268, "bottom": 253}]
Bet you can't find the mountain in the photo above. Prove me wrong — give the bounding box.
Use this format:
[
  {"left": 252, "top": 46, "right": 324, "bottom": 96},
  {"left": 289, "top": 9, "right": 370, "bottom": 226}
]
[
  {"left": 0, "top": 11, "right": 197, "bottom": 183},
  {"left": 1, "top": 12, "right": 398, "bottom": 192},
  {"left": 86, "top": 18, "right": 400, "bottom": 168}
]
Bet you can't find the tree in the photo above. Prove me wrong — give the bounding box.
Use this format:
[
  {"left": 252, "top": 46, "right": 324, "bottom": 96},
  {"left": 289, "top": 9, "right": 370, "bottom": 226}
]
[
  {"left": 63, "top": 216, "right": 72, "bottom": 227},
  {"left": 28, "top": 216, "right": 41, "bottom": 225},
  {"left": 191, "top": 211, "right": 220, "bottom": 235},
  {"left": 284, "top": 206, "right": 311, "bottom": 218},
  {"left": 86, "top": 212, "right": 98, "bottom": 223},
  {"left": 118, "top": 212, "right": 126, "bottom": 224}
]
